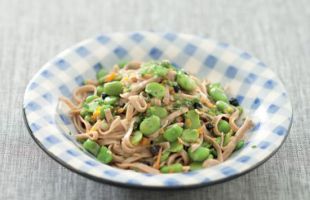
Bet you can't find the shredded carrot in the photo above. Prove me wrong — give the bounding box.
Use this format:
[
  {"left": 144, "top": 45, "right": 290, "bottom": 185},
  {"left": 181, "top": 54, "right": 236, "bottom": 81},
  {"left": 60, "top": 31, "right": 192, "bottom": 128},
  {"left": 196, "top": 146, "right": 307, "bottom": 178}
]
[
  {"left": 197, "top": 126, "right": 204, "bottom": 135},
  {"left": 153, "top": 147, "right": 162, "bottom": 169},
  {"left": 92, "top": 107, "right": 101, "bottom": 120},
  {"left": 143, "top": 74, "right": 152, "bottom": 79},
  {"left": 201, "top": 96, "right": 215, "bottom": 108},
  {"left": 140, "top": 137, "right": 150, "bottom": 146},
  {"left": 105, "top": 72, "right": 116, "bottom": 82}
]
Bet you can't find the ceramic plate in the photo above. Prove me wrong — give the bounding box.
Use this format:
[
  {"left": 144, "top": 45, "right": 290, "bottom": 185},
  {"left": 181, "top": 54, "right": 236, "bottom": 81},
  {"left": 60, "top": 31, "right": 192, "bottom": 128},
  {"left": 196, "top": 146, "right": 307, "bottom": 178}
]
[{"left": 23, "top": 31, "right": 293, "bottom": 189}]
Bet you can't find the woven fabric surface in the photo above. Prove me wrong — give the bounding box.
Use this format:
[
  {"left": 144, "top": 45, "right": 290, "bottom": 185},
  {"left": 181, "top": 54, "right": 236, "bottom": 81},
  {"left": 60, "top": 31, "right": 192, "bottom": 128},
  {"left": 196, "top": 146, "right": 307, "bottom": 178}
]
[{"left": 0, "top": 0, "right": 309, "bottom": 199}]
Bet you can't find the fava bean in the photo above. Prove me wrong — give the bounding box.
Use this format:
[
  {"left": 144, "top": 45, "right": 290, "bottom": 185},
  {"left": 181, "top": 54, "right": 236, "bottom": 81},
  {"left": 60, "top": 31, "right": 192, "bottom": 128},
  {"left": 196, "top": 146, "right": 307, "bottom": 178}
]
[
  {"left": 96, "top": 68, "right": 108, "bottom": 80},
  {"left": 80, "top": 107, "right": 89, "bottom": 118},
  {"left": 96, "top": 85, "right": 104, "bottom": 96},
  {"left": 83, "top": 139, "right": 100, "bottom": 155},
  {"left": 97, "top": 146, "right": 113, "bottom": 164},
  {"left": 218, "top": 120, "right": 231, "bottom": 134},
  {"left": 160, "top": 163, "right": 183, "bottom": 173},
  {"left": 207, "top": 82, "right": 222, "bottom": 93},
  {"left": 163, "top": 124, "right": 183, "bottom": 142},
  {"left": 188, "top": 147, "right": 210, "bottom": 162},
  {"left": 216, "top": 100, "right": 234, "bottom": 114},
  {"left": 190, "top": 162, "right": 203, "bottom": 171},
  {"left": 235, "top": 140, "right": 245, "bottom": 151},
  {"left": 185, "top": 110, "right": 201, "bottom": 129},
  {"left": 181, "top": 129, "right": 199, "bottom": 143},
  {"left": 99, "top": 105, "right": 112, "bottom": 119},
  {"left": 145, "top": 82, "right": 166, "bottom": 99},
  {"left": 176, "top": 72, "right": 196, "bottom": 91},
  {"left": 130, "top": 131, "right": 143, "bottom": 145},
  {"left": 103, "top": 96, "right": 119, "bottom": 105},
  {"left": 139, "top": 115, "right": 161, "bottom": 136},
  {"left": 223, "top": 131, "right": 232, "bottom": 146},
  {"left": 209, "top": 87, "right": 228, "bottom": 102},
  {"left": 160, "top": 150, "right": 170, "bottom": 162},
  {"left": 85, "top": 95, "right": 98, "bottom": 103},
  {"left": 169, "top": 141, "right": 183, "bottom": 153},
  {"left": 103, "top": 81, "right": 123, "bottom": 96},
  {"left": 147, "top": 106, "right": 168, "bottom": 118}
]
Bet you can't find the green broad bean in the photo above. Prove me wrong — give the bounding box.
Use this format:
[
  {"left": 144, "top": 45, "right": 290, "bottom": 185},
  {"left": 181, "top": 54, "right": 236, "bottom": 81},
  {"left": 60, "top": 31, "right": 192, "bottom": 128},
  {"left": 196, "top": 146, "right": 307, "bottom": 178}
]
[
  {"left": 235, "top": 140, "right": 245, "bottom": 151},
  {"left": 207, "top": 82, "right": 222, "bottom": 93},
  {"left": 146, "top": 106, "right": 168, "bottom": 118},
  {"left": 201, "top": 142, "right": 212, "bottom": 148},
  {"left": 139, "top": 115, "right": 161, "bottom": 136},
  {"left": 185, "top": 110, "right": 201, "bottom": 129},
  {"left": 215, "top": 137, "right": 221, "bottom": 144},
  {"left": 160, "top": 150, "right": 170, "bottom": 162},
  {"left": 209, "top": 87, "right": 228, "bottom": 102},
  {"left": 85, "top": 95, "right": 98, "bottom": 103},
  {"left": 103, "top": 81, "right": 123, "bottom": 96},
  {"left": 163, "top": 124, "right": 183, "bottom": 142},
  {"left": 83, "top": 139, "right": 100, "bottom": 155},
  {"left": 181, "top": 129, "right": 199, "bottom": 143},
  {"left": 216, "top": 100, "right": 234, "bottom": 114},
  {"left": 223, "top": 131, "right": 232, "bottom": 146},
  {"left": 97, "top": 146, "right": 113, "bottom": 164},
  {"left": 169, "top": 141, "right": 183, "bottom": 153},
  {"left": 80, "top": 107, "right": 89, "bottom": 118},
  {"left": 96, "top": 68, "right": 108, "bottom": 80},
  {"left": 130, "top": 131, "right": 143, "bottom": 145},
  {"left": 237, "top": 106, "right": 243, "bottom": 115},
  {"left": 103, "top": 96, "right": 119, "bottom": 105},
  {"left": 145, "top": 82, "right": 166, "bottom": 99},
  {"left": 101, "top": 121, "right": 109, "bottom": 130},
  {"left": 96, "top": 85, "right": 105, "bottom": 96},
  {"left": 99, "top": 105, "right": 112, "bottom": 119},
  {"left": 218, "top": 120, "right": 231, "bottom": 134},
  {"left": 176, "top": 72, "right": 196, "bottom": 91},
  {"left": 118, "top": 61, "right": 128, "bottom": 68},
  {"left": 160, "top": 163, "right": 183, "bottom": 173},
  {"left": 84, "top": 115, "right": 93, "bottom": 123},
  {"left": 207, "top": 154, "right": 214, "bottom": 159},
  {"left": 188, "top": 147, "right": 210, "bottom": 162},
  {"left": 190, "top": 162, "right": 203, "bottom": 171},
  {"left": 210, "top": 148, "right": 217, "bottom": 157},
  {"left": 140, "top": 64, "right": 168, "bottom": 77}
]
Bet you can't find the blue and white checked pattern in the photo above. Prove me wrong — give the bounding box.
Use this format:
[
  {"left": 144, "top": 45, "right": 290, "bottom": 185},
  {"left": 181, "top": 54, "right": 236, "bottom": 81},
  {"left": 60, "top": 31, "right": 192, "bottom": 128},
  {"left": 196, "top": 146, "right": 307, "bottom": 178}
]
[{"left": 23, "top": 32, "right": 292, "bottom": 188}]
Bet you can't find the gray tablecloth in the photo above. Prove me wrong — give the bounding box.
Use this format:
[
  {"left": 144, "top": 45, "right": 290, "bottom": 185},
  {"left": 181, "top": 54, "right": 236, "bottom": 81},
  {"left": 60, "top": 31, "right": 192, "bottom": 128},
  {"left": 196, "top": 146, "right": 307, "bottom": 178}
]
[{"left": 0, "top": 0, "right": 309, "bottom": 199}]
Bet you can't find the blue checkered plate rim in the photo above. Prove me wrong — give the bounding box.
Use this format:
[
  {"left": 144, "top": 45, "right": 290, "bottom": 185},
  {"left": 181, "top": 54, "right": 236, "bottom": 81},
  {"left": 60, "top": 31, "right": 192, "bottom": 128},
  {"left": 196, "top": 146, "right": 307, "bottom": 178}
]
[{"left": 23, "top": 31, "right": 293, "bottom": 189}]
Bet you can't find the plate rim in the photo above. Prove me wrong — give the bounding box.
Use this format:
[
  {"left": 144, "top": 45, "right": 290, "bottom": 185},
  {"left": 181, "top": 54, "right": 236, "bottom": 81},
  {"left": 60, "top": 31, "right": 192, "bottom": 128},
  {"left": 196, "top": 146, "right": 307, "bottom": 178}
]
[{"left": 22, "top": 31, "right": 294, "bottom": 189}]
